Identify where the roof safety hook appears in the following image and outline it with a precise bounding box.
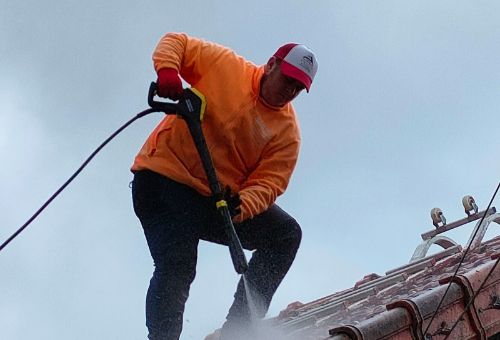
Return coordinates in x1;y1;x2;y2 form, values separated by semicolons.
431;207;446;228
462;195;479;216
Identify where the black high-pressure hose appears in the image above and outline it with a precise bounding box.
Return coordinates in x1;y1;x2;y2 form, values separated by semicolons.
0;84;172;253
1;83;248;275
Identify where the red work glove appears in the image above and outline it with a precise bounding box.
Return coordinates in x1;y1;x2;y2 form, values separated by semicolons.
157;68;183;100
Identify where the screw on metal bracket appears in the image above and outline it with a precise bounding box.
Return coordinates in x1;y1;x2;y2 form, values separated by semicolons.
479;295;500;313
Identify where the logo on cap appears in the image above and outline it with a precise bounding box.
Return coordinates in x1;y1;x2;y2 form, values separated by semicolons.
300;55;314;73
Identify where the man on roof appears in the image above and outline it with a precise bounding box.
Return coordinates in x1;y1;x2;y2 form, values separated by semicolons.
131;32;318;340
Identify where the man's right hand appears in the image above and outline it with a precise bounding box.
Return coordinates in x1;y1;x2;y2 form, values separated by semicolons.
157;68;183;100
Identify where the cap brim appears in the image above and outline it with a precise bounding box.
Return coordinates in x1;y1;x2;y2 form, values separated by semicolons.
280;61;312;92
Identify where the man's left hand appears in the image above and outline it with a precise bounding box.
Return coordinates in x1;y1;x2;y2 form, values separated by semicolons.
223;186;241;219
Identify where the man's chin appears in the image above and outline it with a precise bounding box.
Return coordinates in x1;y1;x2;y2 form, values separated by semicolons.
272;95;291;107
260;96;287;108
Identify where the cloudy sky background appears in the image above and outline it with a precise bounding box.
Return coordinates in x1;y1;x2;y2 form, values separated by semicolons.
1;1;499;339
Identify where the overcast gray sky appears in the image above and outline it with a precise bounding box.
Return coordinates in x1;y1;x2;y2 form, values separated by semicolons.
1;1;499;339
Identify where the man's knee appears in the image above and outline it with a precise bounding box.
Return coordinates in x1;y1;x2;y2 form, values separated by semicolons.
153;264;196;285
288;219;302;252
154;253;197;287
275;218;302;254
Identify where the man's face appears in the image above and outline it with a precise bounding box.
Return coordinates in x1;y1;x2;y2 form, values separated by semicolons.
260;58;305;107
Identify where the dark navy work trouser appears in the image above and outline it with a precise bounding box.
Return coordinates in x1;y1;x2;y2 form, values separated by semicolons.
131;170;302;340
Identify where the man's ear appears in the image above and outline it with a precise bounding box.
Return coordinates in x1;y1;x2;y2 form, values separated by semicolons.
264;56;278;74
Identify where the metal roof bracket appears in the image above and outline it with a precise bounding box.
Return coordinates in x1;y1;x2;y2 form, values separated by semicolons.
410;236;460;262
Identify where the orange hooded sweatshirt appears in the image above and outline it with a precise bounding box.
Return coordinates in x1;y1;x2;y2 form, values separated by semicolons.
131;33;301;221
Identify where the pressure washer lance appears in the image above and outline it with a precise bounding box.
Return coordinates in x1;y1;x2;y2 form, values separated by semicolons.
148;83;249;274
1;82;249;275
